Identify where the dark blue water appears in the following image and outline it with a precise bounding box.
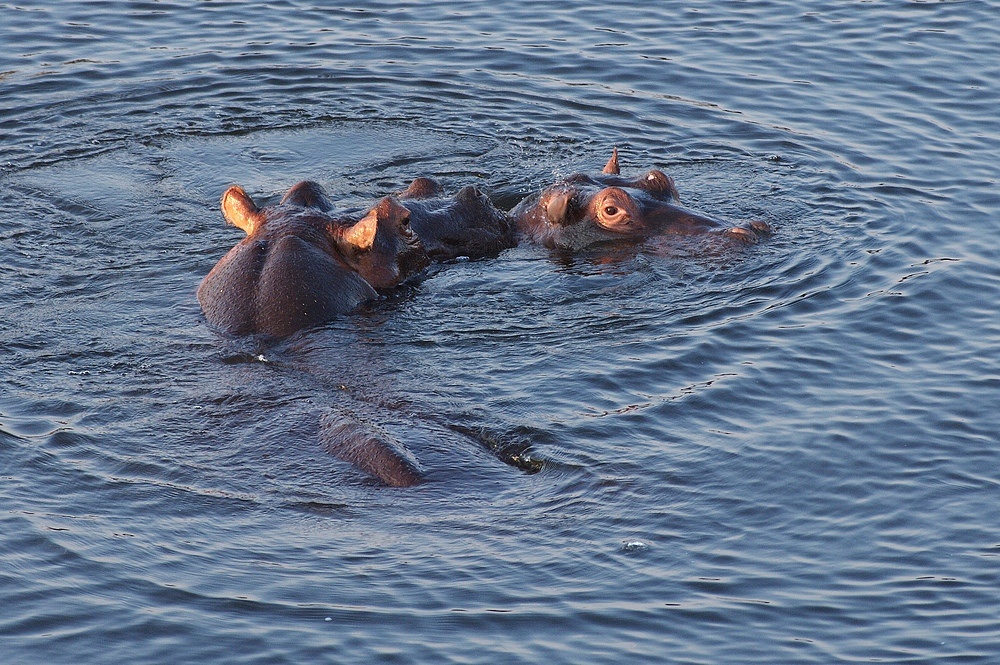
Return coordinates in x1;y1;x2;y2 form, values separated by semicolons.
3;1;1000;663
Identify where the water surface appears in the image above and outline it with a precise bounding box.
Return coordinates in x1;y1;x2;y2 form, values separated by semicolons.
3;1;1000;663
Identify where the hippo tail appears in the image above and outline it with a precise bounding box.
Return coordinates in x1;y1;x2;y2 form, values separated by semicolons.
320;410;423;487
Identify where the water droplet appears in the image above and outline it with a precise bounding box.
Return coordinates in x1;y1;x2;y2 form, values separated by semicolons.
621;540;648;552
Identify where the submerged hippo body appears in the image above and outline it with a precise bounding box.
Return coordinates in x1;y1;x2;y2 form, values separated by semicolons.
320;411;423;487
396;178;516;261
511;149;771;251
198;181;428;339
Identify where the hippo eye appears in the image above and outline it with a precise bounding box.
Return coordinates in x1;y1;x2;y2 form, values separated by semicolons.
603;205;620;217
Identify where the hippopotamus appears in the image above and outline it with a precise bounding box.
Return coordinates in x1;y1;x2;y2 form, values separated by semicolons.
321;411;423;487
395;177;516;260
511;148;771;251
198;180;429;339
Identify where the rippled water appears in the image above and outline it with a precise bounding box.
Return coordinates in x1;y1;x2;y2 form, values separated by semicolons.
3;1;1000;663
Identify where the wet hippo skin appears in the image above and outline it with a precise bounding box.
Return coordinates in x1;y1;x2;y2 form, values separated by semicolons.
511;148;772;251
320;412;423;488
199;181;434;486
396;177;516;261
198;181;428;339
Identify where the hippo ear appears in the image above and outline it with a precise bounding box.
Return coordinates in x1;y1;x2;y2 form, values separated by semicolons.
455;185;485;204
545;192;572;224
639;169;680;200
399;177;442;200
602;147;620;175
220;185;260;235
343;209;378;251
280;180;334;211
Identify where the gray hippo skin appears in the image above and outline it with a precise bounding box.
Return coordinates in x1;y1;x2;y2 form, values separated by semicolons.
198;181;429;339
320;412;423;487
396;177;516;261
511;149;772;251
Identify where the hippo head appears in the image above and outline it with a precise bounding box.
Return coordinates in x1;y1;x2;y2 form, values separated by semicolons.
512;149;722;250
330;196;430;289
541;174;681;234
394;177;517;261
221;184;429;291
198;181;428;338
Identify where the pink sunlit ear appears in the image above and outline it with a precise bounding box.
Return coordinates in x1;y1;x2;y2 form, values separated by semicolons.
602;147;620;175
220;185;260;235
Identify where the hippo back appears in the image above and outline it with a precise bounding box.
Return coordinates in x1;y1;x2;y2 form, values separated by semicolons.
198;234;376;339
